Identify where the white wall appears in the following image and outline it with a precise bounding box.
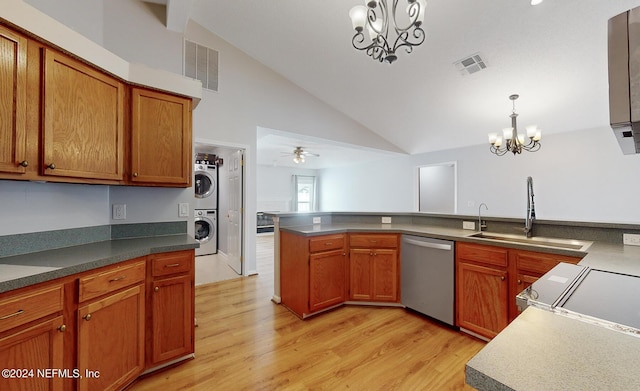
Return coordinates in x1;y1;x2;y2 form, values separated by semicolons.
257;165;318;212
25;0;104;45
320;126;640;223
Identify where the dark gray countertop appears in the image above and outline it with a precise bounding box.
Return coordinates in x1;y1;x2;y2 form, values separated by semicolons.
0;234;198;294
279;222;640;274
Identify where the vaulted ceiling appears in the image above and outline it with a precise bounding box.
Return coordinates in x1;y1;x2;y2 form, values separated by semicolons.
163;0;640;166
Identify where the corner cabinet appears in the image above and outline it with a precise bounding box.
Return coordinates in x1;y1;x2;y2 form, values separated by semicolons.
130;88;192;186
147;250;195;368
349;234;400;302
280;231;347;318
42;48;124;181
0;25;28;175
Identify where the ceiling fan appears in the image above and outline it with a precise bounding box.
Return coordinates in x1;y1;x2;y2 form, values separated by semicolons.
281;146;320;164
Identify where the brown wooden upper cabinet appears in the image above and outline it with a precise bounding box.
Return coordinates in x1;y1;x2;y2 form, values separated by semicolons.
42;48;124;181
0;26;28;175
130;88;192;187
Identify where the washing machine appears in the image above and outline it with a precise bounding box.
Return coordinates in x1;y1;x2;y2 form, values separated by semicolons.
194;209;217;256
194;163;217;209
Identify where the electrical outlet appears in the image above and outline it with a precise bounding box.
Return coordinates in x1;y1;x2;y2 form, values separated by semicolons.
179;203;189;217
381;216;392;224
313;217;321;224
463;221;476;230
623;233;640;246
112;204;126;220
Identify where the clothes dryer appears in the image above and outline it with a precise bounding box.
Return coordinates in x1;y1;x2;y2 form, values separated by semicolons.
194;163;217;209
195;209;217;256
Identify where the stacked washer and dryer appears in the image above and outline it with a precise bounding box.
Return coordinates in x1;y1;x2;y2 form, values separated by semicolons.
194;154;218;256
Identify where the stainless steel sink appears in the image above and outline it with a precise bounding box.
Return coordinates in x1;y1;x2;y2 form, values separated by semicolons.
468;232;592;251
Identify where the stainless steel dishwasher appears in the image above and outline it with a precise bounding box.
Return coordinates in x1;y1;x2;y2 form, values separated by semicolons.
401;235;455;326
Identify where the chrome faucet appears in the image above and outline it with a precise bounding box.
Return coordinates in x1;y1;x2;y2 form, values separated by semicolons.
478;203;488;232
524;176;536;237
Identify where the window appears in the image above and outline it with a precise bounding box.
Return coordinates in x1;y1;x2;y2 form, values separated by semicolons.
292;175;317;212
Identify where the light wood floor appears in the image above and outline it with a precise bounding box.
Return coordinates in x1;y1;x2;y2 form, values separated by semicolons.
130;235;485;390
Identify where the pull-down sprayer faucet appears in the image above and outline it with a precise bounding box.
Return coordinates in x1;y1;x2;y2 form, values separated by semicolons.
524;176;536;237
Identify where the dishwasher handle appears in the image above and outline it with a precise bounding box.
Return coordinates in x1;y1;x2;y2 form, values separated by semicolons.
402;238;452;251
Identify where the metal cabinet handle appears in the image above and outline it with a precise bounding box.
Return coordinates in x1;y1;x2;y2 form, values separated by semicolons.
154;286;159;292
370;240;378;243
325;242;333;246
133;172;138;177
164;263;180;268
19;160;28;167
58;324;66;332
108;276;126;282
0;309;24;320
83;314;92;321
47;163;56;170
501;276;506;281
517;279;522;284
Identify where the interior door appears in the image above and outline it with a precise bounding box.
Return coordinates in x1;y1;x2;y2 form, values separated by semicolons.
226;150;243;274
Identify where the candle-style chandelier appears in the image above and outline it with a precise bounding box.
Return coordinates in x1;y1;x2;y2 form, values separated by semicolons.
488;94;542;156
348;0;427;64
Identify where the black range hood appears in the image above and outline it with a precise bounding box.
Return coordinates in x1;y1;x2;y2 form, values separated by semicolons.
608;6;640;154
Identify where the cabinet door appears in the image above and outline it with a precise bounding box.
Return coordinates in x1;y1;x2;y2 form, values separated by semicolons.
150;274;193;365
131;88;191;186
0;316;65;391
349;249;373;301
78;284;145;391
309;249;346;312
456;261;508;339
42;48;124;180
0;26;27;174
371;248;398;302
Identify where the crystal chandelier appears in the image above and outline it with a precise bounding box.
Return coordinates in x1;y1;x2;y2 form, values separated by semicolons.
488;94;542;156
348;0;427;64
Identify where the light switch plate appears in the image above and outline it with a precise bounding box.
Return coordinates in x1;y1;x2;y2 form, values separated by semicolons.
179;203;189;217
313;217;321;224
381;216;392;224
112;204;126;220
463;221;475;230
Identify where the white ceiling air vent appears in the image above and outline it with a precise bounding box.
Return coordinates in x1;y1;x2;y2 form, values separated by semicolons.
184;39;219;92
454;53;487;76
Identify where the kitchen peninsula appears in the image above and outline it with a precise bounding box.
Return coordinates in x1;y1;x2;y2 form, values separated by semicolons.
269;211;640;390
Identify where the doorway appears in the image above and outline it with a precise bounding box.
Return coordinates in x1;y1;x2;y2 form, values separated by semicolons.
194;141;245;278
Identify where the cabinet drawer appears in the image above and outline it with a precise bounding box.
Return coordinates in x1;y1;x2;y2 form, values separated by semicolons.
150;251;194;277
515;250;581;275
0;284;63;333
79;261;146;302
350;234;398;249
309;234;345;253
457;242;508;268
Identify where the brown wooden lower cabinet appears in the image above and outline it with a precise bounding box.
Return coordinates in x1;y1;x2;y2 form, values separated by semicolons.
77;284;145;391
147;250;195;367
0;249;195;391
456;242;582;340
280;231;347;318
348;233;400;303
0;315;65;391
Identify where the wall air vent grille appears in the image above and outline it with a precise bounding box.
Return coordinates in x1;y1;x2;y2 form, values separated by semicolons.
454;53;487;76
184;39;219;92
